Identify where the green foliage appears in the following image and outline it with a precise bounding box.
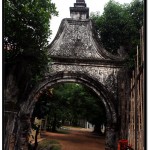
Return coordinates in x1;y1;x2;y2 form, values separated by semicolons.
4;0;58;59
4;0;58;84
91;0;144;68
33;83;106;132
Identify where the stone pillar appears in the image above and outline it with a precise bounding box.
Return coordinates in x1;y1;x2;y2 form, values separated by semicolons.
105;124;117;150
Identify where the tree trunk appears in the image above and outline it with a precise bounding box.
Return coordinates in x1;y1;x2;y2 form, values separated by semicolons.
93;124;102;134
52;114;57;132
44;116;47;131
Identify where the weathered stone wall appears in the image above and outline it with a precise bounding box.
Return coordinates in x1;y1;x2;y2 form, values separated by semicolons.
4;111;17;150
4;62;33;150
49;63;119;87
49;20;101;58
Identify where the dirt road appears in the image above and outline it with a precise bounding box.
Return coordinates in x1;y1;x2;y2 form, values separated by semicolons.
42;128;105;150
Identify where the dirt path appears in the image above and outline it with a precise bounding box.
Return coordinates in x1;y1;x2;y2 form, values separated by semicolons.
42;128;105;150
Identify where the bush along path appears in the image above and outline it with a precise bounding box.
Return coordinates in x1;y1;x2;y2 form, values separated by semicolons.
37;139;61;150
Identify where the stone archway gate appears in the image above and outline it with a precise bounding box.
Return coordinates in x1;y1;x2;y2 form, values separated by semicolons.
13;1;128;150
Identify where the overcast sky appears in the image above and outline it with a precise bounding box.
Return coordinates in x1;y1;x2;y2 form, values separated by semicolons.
49;0;133;43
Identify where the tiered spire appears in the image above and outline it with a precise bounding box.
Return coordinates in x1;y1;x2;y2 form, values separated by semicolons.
70;0;89;19
74;0;86;7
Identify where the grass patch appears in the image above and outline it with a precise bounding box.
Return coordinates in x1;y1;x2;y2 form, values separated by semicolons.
37;139;61;150
50;145;61;150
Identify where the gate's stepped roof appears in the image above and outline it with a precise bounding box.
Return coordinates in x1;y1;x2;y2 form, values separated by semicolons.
48;19;125;61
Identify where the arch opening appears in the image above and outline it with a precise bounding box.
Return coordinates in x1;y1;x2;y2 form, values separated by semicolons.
25;72;117;124
20;72;118;150
30;82;107;149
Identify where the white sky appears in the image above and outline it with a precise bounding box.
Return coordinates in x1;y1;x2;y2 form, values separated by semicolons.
49;0;133;43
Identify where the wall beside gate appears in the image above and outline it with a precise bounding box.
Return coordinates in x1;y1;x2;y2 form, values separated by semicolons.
127;26;145;150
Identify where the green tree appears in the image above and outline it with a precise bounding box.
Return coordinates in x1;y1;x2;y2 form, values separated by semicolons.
4;0;58;103
4;0;58;62
32;85;72;132
91;0;144;67
77;86;106;134
32;83;107;134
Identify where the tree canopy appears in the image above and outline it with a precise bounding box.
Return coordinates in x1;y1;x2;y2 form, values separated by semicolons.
4;0;58;80
4;0;58;102
4;0;58;60
91;0;144;67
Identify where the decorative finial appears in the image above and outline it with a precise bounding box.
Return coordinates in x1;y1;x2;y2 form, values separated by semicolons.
76;0;85;3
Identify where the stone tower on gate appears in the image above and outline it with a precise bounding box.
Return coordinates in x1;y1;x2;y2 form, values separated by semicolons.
70;0;89;19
